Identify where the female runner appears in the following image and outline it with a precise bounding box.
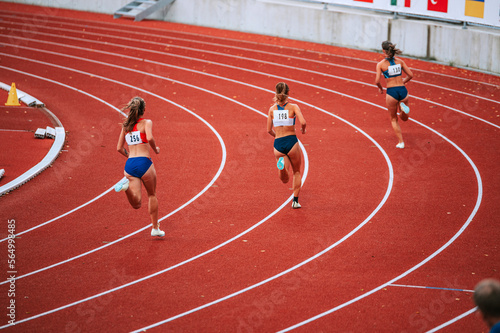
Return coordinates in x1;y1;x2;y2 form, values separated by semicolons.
375;41;414;148
267;82;306;208
115;97;163;237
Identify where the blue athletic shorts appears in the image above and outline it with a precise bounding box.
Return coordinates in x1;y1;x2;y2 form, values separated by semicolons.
386;86;408;101
274;135;298;155
124;157;152;178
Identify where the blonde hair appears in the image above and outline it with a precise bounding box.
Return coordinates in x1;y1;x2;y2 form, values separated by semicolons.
274;82;289;105
122;97;145;132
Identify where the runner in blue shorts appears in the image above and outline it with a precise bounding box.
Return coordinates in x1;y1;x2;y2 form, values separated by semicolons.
375;41;414;149
267;82;307;208
115;97;164;237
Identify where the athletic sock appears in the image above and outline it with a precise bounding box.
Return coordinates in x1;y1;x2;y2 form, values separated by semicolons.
293;196;299;203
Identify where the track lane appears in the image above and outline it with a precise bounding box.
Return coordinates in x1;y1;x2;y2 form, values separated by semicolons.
1;6;498;330
1;15;499;104
0;38;488;330
0;35;396;330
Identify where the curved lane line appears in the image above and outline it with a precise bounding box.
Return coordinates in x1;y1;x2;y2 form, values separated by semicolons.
3;33;499;127
6;23;483;330
0;40;394;329
0;40;478;327
1;14;491;331
0;66;124;244
1;22;499;105
1;13;498;89
0;50;319;290
0;142;309;330
0;67;227;283
426;307;477;332
130;107;394;332
277;117;483;332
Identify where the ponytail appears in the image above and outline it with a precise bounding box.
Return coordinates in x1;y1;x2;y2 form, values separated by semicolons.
274;82;289;105
122;97;145;132
382;41;402;58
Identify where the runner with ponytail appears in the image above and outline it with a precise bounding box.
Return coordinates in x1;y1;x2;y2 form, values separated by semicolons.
115;97;163;237
375;41;414;149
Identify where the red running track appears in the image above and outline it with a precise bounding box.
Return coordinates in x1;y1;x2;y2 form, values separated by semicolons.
0;3;499;332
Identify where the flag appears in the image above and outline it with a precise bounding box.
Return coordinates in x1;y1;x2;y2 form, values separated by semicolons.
354;0;373;3
428;0;448;12
465;0;485;18
391;0;397;6
405;0;411;7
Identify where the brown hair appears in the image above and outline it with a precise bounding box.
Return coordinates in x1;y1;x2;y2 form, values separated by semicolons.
274;82;289;105
382;41;402;59
474;279;500;318
122;97;145;132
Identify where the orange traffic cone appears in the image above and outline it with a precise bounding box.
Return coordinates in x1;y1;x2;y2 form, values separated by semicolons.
5;83;21;106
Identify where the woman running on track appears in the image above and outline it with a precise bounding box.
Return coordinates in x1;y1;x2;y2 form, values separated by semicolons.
115;97;164;237
375;41;414;149
267;82;307;209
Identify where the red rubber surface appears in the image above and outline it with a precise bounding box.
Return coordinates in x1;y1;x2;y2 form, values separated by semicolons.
0;3;499;332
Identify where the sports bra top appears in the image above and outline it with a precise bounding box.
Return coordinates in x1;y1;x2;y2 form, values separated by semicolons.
273;103;296;127
125;118;148;146
382;58;402;79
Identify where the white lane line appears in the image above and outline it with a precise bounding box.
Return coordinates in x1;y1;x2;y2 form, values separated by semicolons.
277;117;483;332
1;11;498;88
0;45;318;287
0;38;393;329
130;104;393;332
0;129;31;132
0;170;309;329
0;66;124;244
8;21;484;330
426;307;477;332
3;32;499;128
0;33;478;294
1;21;499;105
0;14;490;330
0;65;229;284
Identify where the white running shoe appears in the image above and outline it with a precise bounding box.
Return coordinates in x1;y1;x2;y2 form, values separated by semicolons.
0;169;4;180
396;142;405;149
151;228;165;237
292;201;301;209
400;102;410;114
114;179;129;192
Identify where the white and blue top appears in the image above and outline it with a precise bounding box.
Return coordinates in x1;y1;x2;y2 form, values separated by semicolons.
382;58;402;79
272;103;296;127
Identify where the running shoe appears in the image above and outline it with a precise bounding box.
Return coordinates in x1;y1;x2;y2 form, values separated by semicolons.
151;228;165;237
277;157;285;170
0;169;4;180
114;178;129;192
292;201;301;209
396;142;405;149
400;102;410;114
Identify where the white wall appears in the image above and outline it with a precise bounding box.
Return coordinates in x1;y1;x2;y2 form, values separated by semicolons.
4;0;500;74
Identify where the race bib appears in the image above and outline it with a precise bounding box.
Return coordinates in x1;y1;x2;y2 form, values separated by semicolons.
274;109;289;121
388;64;402;76
126;131;142;145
